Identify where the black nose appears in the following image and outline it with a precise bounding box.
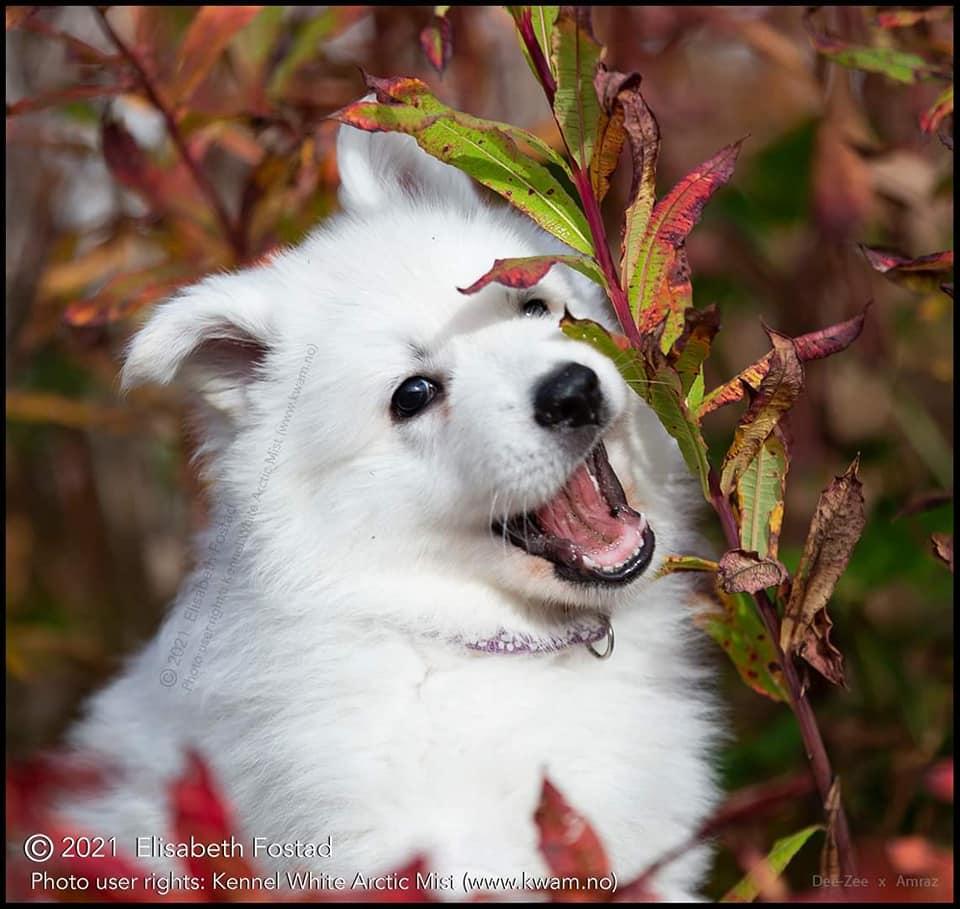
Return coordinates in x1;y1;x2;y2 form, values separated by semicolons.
533;362;604;429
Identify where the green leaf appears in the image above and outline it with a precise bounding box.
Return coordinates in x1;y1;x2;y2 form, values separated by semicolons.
459;255;605;295
812;39;940;84
737;428;788;559
334;80;592;254
670;305;720;400
550;8;603;169
696;586;788;703
656;555;719;577
648;367;711;500
721;825;823;902
559;314;648;399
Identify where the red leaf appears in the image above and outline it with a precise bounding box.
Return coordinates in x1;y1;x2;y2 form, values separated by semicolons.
171;751;257;893
100;116;167;206
419;11;453;75
627;140;741;347
6;752;109;833
458;255;602;295
698;307;868;417
925;759;954;803
534;778;611;888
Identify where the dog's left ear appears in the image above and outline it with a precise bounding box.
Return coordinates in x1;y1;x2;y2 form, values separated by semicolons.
121;269;275;422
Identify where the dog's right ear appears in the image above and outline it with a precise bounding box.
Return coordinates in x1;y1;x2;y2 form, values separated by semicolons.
336;117;478;213
121;269;275;421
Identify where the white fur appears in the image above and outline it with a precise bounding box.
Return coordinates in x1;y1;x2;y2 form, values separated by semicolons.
62;126;722;900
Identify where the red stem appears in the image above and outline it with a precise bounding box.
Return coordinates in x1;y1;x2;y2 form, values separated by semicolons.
709;469;856;878
95;9;246;262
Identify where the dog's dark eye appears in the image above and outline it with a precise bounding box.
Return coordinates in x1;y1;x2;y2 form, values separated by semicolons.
522;298;550;318
391;376;441;419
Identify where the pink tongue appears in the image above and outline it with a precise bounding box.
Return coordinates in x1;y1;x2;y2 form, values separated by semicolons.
535;461;646;569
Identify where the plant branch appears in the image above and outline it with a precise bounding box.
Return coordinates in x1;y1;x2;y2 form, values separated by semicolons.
709;468;856;879
95;8;246;262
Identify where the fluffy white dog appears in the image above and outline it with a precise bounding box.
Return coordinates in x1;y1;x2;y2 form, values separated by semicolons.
61;122;721;900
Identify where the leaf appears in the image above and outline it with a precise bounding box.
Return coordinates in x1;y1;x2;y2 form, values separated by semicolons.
169;6;264;105
876;8;953;28
589;68;636;202
699;308;867;418
509;6;559;86
780;457;866;687
737;427;789;559
669;304;720;401
550;8;603;169
458;254;605;294
719;331;803;496
931;533;953;572
534;777;611;884
921;85;954;134
861;246;954;294
334;80;593;254
718;550;788;595
617;73;661;286
100;116;166;206
804;14;945;84
656;554;719;577
6;83;130;117
722;825;823;902
559;312;649;397
171;751;257;892
5;7;34;29
649;366;712;501
925;759;953;803
695;586;788;702
627;141;742;338
420;8;453;74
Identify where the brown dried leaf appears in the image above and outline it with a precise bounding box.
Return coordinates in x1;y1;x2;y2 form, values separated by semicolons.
931;533;953;572
699;308;867;418
719;330;803;496
780;457;866;687
590;66;643;204
718;550;788;595
861;246;954;295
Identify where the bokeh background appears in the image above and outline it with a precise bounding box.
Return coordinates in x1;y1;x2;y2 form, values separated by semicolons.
5;5;954;899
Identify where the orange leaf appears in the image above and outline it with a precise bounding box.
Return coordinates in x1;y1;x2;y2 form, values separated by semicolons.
170;6;264;106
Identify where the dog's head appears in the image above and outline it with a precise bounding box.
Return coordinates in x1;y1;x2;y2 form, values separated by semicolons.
123;124;694;631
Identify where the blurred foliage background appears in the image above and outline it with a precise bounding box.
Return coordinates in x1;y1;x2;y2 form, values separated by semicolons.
5;5;953;899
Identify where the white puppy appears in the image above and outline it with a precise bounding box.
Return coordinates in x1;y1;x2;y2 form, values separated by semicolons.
61;123;721;900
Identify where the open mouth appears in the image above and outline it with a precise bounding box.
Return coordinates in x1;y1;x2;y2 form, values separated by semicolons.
494;442;655;586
